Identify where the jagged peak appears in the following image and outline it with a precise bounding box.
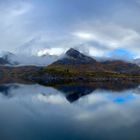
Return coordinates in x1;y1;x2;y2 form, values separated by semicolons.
53;48;96;64
65;48;91;60
66;48;81;57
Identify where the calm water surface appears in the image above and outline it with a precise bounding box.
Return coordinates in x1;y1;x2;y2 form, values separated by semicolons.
0;83;140;140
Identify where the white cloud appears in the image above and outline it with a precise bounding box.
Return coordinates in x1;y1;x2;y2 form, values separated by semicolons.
0;0;140;60
74;32;95;40
72;21;140;58
37;48;65;56
0;1;34;52
36;94;68;105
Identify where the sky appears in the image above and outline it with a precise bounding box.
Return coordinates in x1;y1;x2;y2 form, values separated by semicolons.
1;0;140;59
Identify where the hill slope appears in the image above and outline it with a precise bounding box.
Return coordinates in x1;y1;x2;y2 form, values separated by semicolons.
44;48;140;76
45;48;112;75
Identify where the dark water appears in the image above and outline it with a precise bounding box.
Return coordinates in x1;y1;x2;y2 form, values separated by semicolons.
0;83;140;140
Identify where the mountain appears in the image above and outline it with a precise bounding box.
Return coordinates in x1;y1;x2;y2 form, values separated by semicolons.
46;48;110;74
0;48;140;85
9;54;58;66
133;58;140;66
63;48;96;64
0;51;59;66
45;48;140;75
101;60;140;74
0;57;10;65
0;52;14;65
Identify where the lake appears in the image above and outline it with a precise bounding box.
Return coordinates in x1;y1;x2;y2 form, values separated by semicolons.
0;83;140;140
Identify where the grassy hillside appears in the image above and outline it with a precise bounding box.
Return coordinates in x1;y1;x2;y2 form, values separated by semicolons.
42;64;140;78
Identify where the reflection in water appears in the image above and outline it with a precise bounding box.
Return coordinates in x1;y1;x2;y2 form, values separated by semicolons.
0;83;140;140
0;84;19;97
54;82;139;102
56;85;95;103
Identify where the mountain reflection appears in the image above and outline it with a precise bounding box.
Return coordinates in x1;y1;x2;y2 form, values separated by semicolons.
0;84;19;97
54;82;139;102
0;83;140;140
0;81;139;103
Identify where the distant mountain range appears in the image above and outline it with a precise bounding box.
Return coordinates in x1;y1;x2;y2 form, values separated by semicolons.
1;48;140;84
0;48;140;70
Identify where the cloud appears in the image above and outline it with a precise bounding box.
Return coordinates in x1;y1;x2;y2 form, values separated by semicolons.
72;21;140;58
37;48;65;56
0;0;140;60
73;32;94;40
0;1;34;52
36;94;68;104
